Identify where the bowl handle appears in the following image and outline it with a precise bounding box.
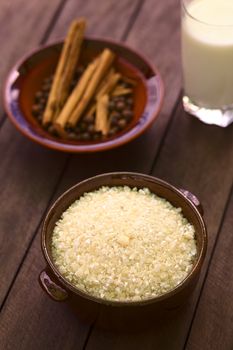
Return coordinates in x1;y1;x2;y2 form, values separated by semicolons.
179;189;204;216
39;269;69;302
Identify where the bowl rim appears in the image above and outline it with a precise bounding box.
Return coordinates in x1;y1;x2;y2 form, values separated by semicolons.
3;37;164;153
41;172;207;307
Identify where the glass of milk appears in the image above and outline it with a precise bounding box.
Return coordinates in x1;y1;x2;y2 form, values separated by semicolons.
182;0;233;127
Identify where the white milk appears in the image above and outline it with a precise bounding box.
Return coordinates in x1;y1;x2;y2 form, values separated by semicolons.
182;0;233;108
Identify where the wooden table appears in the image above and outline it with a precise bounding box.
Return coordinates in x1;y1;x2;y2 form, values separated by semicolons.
0;0;233;349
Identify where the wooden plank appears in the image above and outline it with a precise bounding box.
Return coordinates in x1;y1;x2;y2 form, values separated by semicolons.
0;0;63;122
0;0;183;347
48;0;141;42
0;1;141;349
0;124;67;303
49;0;196;347
186;186;233;350
1;0;230;344
0;0;138;306
125;0;182;169
48;0;182;197
85;104;233;348
152;104;233;258
0;233;92;350
0;0;191;348
150;109;233;347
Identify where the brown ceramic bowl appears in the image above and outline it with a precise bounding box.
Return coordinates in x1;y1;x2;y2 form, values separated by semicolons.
39;172;207;329
4;38;164;153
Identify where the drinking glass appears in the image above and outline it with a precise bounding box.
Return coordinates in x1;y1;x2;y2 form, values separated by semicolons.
181;0;233;127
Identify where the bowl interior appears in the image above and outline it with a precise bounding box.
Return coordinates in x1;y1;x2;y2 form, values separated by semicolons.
19;42;147;142
5;39;163;152
42;173;207;305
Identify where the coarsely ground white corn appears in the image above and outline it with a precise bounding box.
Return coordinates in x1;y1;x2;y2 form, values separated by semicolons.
52;186;197;301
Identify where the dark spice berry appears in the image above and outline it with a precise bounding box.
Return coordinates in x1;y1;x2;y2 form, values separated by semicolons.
112;96;121;103
126;97;133;106
81;132;91;141
118;119;127;129
67;132;77;140
92;132;101;140
32;105;41;116
32;71;135;142
39;98;47;106
87;124;95;133
109;126;119;136
108;100;115;111
75;133;82;140
74;125;81;134
47;125;57;136
42;83;51;92
44;76;53;84
65;125;74;133
35;91;43;101
116;101;125;112
110;115;120;127
79;122;87;131
37;114;43;123
122;109;133;120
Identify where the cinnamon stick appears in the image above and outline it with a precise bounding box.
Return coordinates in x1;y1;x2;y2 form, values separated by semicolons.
96;68;115;93
121;76;137;86
84;69;114;117
85;71;120;118
112;87;133;96
54;58;99;129
42;19;86;125
85;103;96;118
95;94;109;135
68;48;115;127
96;72;121;99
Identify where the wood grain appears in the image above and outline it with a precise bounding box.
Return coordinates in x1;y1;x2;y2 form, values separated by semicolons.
0;0;186;348
0;0;139;307
186;185;233;350
0;0;141;349
84;104;233;349
46;0;182;197
125;0;182;168
1;0;233;349
0;0;63;122
0;233;92;350
48;0;141;43
0;123;67;304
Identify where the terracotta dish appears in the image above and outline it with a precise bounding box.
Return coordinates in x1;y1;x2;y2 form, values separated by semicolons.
4;38;164;153
39;172;207;329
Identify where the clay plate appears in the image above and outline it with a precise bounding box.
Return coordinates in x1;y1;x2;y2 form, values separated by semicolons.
4;37;164;153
